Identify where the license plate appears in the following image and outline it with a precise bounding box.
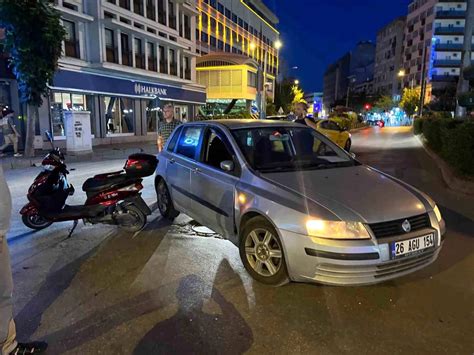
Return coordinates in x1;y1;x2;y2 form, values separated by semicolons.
391;234;435;258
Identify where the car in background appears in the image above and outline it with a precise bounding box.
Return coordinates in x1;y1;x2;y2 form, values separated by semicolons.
314;119;352;151
155;120;445;286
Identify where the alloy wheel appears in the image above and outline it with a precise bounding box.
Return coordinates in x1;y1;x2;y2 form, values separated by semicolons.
244;228;283;277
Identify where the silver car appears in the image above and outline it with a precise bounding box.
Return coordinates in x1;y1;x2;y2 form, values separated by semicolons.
155;120;446;286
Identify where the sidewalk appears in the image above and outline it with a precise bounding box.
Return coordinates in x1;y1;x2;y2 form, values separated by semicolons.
1;141;158;170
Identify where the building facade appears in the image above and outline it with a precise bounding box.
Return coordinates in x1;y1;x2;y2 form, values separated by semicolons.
195;0;280;107
2;0;207;149
323;41;375;111
403;0;473;102
374;16;406;98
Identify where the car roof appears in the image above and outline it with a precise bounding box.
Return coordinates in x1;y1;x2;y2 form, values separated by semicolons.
190;119;303;130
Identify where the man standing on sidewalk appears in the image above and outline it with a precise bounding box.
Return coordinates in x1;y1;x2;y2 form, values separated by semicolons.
0;109;22;157
157;104;181;152
0;164;47;354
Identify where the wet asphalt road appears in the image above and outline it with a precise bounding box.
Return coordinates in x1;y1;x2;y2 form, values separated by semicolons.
6;126;474;354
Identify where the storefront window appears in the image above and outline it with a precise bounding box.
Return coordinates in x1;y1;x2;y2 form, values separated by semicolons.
104;96;135;135
50;92;95;138
146;98;163;133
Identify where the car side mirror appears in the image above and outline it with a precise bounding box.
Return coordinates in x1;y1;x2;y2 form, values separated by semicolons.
220;160;234;172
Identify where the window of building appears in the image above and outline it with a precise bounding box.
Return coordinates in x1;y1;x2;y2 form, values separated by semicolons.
133;0;144;15
210;0;217;8
184;57;191;80
145;98;162;133
168;1;176;29
146;0;156;21
147;42;157;71
232;14;237;23
169;48;177;76
201;31;208;42
158;0;166;25
238;17;243;27
184;14;191;40
104;96;135;136
50;92;95;138
121;33;131;66
63;20;79;58
217;2;224;13
134;38;144;69
248;71;257;88
159;45;167;73
119;0;130;10
225;8;231;19
243;21;248;31
218;40;224;50
210;35;217;47
105;28;116;63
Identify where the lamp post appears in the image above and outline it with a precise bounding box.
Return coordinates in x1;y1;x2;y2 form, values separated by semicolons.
397;69;406;101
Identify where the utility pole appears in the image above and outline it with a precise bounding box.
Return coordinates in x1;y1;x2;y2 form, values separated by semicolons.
455;0;474;118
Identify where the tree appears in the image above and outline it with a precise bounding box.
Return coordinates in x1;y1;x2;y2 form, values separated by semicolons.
0;0;65;156
400;87;420;117
291;85;305;105
274;78;296;113
374;95;395;112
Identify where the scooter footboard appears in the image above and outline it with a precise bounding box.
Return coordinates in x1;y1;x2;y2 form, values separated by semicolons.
122;195;152;216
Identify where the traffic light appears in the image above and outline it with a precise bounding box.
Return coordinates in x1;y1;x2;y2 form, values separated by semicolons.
364;104;371;110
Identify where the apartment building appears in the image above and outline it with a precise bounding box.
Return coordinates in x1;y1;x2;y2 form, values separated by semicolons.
2;0;207;148
374;16;406;98
323;41;375;111
403;0;472;101
194;0;280;112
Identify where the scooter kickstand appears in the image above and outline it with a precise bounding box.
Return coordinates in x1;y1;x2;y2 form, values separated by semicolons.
67;220;79;238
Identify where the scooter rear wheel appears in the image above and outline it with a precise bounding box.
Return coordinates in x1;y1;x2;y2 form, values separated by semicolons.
118;205;147;233
22;214;53;230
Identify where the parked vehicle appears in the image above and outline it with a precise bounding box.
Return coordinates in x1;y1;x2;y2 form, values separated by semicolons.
20;132;157;234
314;119;352;151
155;120;445;286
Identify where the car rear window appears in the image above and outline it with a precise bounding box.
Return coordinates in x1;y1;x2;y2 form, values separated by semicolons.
176;126;203;160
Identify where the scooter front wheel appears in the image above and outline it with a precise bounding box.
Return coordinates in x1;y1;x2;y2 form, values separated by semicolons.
22;214;53;230
117;205;147;233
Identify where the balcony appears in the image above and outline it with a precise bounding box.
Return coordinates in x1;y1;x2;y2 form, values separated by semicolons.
435;43;463;51
434;26;465;35
436;10;467;19
431;74;458;82
433;59;461;67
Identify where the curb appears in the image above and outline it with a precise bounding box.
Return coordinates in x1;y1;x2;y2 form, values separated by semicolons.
350;125;370;132
416;135;474;195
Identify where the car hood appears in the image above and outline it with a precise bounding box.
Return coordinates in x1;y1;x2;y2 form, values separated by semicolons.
263;165;430;223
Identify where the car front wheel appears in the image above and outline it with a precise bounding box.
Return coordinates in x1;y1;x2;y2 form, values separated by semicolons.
344;138;351;151
239;216;289;286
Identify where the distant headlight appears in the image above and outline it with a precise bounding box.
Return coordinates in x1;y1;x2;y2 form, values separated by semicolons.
306;219;370;240
433;205;442;223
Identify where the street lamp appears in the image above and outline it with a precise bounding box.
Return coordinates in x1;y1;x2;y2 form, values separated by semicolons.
249;42;256;51
294;79;300;85
274;39;282;50
397;69;406;77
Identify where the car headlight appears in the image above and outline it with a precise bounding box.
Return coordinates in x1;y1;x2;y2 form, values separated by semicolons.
306;219;370;240
433;205;442;223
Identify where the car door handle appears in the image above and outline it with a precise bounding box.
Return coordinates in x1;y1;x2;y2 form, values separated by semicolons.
169;158;175;164
194;167;200;173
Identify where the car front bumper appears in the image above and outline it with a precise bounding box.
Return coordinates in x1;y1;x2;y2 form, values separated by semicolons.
281;221;445;286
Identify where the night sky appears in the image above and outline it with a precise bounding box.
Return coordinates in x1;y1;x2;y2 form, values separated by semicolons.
266;0;411;93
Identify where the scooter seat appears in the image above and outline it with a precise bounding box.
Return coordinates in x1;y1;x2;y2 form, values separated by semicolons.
82;173;132;193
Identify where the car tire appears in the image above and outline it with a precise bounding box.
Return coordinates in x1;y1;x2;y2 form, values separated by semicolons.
156;178;179;221
239;216;289;286
344;138;351;151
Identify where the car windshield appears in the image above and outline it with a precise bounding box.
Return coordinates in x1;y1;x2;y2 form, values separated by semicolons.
232;126;357;172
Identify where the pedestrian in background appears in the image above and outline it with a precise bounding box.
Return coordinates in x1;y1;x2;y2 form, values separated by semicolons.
157;104;181;152
292;102;318;130
0;164;47;354
0;109;21;157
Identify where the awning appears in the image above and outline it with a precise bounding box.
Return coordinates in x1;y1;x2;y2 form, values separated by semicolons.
51;69;207;104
